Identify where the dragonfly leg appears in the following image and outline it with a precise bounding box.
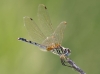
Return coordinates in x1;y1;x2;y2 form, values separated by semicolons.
60;58;72;67
60;55;72;67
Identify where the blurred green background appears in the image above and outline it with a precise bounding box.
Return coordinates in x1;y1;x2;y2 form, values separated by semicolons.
0;0;100;74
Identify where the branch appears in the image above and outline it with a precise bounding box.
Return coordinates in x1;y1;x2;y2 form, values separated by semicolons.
60;57;86;74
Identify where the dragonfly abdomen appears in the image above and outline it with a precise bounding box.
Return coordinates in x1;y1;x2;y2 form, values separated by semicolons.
18;38;47;50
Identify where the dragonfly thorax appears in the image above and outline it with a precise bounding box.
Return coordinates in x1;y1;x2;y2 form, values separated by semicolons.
50;46;71;56
46;43;61;51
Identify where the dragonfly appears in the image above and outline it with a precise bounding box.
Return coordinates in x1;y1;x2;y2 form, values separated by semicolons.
18;4;71;67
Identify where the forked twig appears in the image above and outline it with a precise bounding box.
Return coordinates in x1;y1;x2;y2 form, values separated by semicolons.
60;56;86;74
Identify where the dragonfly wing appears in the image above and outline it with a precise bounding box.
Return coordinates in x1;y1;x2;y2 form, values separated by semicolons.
52;21;67;44
37;4;54;37
42;21;67;46
24;16;46;44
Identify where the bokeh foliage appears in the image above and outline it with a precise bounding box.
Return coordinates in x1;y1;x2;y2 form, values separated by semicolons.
0;0;100;74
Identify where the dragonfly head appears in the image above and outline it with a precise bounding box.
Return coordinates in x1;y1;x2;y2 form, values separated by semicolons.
64;48;71;56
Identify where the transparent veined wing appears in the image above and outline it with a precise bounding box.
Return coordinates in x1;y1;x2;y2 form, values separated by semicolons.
42;21;67;47
37;4;54;37
24;16;46;44
52;21;67;44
